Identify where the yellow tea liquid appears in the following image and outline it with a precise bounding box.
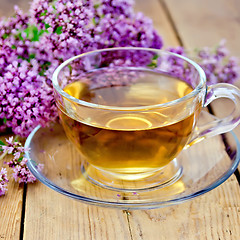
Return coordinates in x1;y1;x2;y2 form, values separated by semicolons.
59;72;198;174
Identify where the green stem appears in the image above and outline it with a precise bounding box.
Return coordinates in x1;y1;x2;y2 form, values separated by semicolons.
0;151;8;161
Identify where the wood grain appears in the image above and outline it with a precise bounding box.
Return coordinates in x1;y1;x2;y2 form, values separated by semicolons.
24;183;131;240
127;176;240;240
0;136;24;240
163;0;240;55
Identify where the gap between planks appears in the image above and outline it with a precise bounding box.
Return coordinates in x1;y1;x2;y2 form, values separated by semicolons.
19;184;27;240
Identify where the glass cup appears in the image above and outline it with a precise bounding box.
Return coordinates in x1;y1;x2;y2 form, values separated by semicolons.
52;47;240;191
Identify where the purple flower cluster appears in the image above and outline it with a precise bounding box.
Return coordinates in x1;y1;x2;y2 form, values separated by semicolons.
0;6;58;136
0;137;43;189
167;41;240;86
0;0;163;137
0;168;9;196
197;40;240;84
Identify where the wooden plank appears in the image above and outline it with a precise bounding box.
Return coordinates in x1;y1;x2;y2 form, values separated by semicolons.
0;136;24;240
163;0;240;55
164;0;240;172
23;183;131;240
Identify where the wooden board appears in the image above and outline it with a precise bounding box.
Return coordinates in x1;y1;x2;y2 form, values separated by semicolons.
0;0;240;239
0;136;24;240
24;183;132;240
128;177;240;240
163;0;240;55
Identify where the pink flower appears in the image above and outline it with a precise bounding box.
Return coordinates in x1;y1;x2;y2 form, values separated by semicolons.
12;158;37;184
0;168;9;196
2;146;14;154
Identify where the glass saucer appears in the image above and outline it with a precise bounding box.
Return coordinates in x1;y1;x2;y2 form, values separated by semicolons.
25;122;240;210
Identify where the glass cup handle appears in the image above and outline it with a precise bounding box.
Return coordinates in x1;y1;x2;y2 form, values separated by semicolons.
188;83;240;146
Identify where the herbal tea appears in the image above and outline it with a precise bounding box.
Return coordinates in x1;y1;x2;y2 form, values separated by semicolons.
59;71;199;174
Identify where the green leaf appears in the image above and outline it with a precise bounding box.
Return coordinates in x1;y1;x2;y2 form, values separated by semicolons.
0;140;6;146
147;62;158;68
23;25;47;42
18;55;26;60
54;26;63;35
39;70;45;76
147;55;159;68
3;118;7;124
11;45;17;49
39;61;52;76
17;157;23;163
29;53;35;59
24;25;37;41
16;32;24;41
39;29;47;36
40;10;47;17
92;17;96;25
94;3;100;9
3;33;8;39
44;23;50;30
68;65;73;73
27;53;36;62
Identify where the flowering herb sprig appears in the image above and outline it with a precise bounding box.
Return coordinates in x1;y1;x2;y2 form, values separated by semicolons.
196;40;239;84
167;41;240;85
0;136;43;195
